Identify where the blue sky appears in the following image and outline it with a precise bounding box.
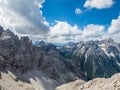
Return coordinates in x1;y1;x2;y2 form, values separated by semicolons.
41;0;120;43
42;0;120;27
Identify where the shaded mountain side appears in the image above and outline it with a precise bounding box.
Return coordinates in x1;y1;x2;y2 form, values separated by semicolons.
0;26;87;90
0;69;59;90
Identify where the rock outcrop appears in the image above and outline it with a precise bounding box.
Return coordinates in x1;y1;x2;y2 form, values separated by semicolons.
56;73;120;90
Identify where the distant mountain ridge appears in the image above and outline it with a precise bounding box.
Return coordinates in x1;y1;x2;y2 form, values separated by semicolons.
58;38;120;79
33;34;120;80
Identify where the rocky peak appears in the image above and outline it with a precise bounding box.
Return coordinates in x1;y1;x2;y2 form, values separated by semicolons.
0;26;4;35
20;36;32;45
101;38;116;46
44;43;57;51
20;36;29;41
2;29;15;37
0;29;19;41
19;36;33;51
38;41;45;46
35;41;57;52
106;38;114;42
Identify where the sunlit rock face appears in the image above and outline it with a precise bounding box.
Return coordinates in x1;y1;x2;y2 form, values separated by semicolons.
56;73;120;90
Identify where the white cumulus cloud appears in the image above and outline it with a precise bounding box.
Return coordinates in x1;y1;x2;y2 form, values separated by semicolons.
84;0;114;9
48;21;107;43
82;24;105;38
82;24;107;41
75;8;83;15
108;15;120;34
0;0;49;40
49;14;120;43
108;15;120;42
48;21;82;43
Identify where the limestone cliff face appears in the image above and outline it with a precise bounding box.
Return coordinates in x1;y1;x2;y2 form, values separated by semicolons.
56;73;120;90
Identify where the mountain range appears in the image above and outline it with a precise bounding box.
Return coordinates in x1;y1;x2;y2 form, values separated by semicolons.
58;38;120;79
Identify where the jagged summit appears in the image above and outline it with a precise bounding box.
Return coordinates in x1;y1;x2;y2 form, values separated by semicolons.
0;26;18;41
0;26;4;35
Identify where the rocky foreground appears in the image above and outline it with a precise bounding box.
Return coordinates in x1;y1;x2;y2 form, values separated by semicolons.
56;73;120;90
